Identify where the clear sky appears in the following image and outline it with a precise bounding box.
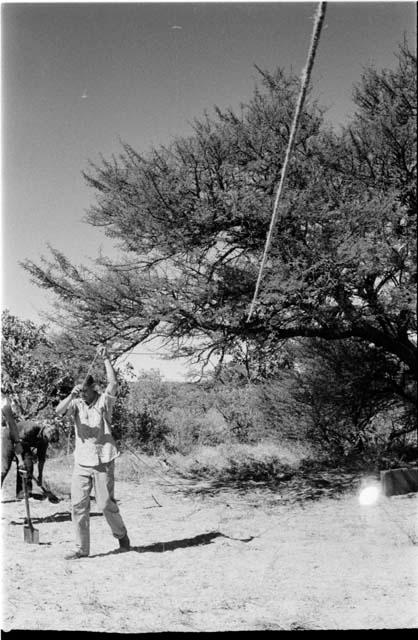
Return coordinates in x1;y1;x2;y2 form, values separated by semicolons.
1;1;416;378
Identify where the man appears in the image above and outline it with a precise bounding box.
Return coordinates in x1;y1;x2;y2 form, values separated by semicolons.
1;393;27;493
1;417;59;499
56;344;130;559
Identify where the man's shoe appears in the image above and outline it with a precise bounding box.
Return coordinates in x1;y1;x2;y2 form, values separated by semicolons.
64;550;88;560
118;534;130;551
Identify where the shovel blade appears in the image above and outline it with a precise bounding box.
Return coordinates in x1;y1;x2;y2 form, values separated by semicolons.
24;526;39;544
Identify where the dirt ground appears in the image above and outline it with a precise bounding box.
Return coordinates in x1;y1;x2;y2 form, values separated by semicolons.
1;455;418;632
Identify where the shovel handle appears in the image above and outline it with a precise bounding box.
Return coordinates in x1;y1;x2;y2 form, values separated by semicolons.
22;476;34;531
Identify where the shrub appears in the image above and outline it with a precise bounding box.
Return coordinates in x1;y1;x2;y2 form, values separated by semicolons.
168;441;313;485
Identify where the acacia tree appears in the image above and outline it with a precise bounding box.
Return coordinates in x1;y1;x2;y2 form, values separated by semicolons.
23;46;417;385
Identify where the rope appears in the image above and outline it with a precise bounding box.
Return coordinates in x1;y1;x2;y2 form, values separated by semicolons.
247;1;327;322
83;350;100;384
123;442;192;489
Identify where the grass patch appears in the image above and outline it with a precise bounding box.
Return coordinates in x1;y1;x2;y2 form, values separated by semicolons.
114;450;162;483
43;441;321;494
45;448;169;490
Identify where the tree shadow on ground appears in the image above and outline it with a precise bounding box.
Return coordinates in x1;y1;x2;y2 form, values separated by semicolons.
166;469;361;503
2;493;50;504
2;492;66;503
9;511;103;525
162;474;295;498
89;530;254;558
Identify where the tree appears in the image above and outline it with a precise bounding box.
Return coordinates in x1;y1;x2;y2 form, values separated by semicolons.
113;371;187;453
1;310;74;419
286;339;416;457
1;310;134;454
22;46;417;383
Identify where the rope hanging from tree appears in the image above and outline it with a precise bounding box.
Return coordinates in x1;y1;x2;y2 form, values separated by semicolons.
247;1;327;322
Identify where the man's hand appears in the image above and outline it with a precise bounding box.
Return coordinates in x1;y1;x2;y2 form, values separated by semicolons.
14;441;23;456
18;464;28;478
70;384;83;397
96;344;110;360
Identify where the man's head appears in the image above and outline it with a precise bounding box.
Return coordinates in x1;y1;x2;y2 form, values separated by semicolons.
80;375;98;405
42;424;59;444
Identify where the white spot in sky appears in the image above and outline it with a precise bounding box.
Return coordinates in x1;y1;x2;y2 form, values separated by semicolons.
171;25;182;30
81;90;88;99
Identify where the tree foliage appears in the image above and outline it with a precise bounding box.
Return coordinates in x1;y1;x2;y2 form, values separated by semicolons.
1;310;134;453
1;310;74;419
22;46;417;383
113;371;192;453
285;339;416;457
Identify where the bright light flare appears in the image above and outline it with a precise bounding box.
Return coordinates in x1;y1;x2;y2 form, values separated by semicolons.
358;484;381;506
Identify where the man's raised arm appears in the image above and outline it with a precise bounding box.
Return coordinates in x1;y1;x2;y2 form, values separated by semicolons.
97;345;118;396
56;385;81;416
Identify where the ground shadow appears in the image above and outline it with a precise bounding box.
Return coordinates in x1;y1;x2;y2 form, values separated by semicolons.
88;530;254;558
167;469;361;503
2;493;63;503
166;474;295;497
2;494;46;504
133;530;225;553
9;511;103;525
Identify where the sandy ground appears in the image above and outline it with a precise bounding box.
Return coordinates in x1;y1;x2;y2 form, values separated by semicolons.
1;456;418;632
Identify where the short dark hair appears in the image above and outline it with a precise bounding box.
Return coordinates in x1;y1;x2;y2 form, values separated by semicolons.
83;375;95;388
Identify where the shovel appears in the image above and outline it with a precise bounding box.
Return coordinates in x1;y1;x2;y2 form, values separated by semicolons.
22;475;39;544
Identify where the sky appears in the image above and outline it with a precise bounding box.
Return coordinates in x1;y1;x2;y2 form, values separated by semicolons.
1;0;416;379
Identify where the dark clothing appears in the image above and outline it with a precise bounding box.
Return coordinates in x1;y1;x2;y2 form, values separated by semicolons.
18;421;48;461
1;421;48;498
1;427;15;484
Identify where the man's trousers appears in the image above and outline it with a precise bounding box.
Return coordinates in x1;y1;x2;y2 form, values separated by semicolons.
71;460;128;555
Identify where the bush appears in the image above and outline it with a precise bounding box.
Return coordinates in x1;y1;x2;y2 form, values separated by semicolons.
168;441;313;485
116;405;174;455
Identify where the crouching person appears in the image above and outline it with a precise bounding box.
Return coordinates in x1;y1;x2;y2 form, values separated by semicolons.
13;421;58;499
56;344;130;560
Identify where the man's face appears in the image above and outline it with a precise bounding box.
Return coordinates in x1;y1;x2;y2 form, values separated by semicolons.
44;428;59;443
80;384;97;405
